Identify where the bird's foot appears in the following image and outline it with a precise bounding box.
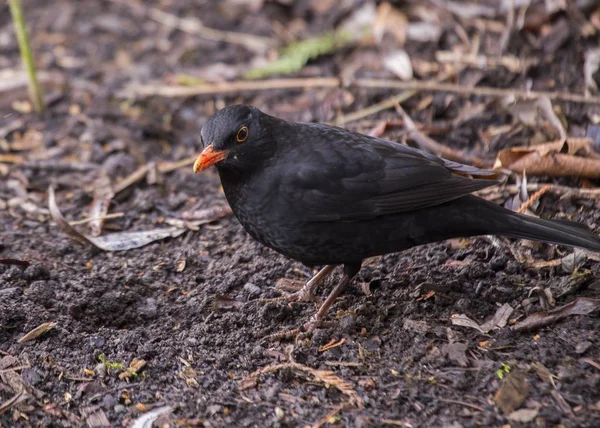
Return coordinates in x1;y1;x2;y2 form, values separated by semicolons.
263;317;333;342
258;265;337;304
259;280;318;304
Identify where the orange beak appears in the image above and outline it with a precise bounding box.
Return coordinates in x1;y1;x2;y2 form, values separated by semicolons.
193;145;230;173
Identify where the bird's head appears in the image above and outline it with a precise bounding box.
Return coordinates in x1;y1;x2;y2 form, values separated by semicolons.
193;104;271;174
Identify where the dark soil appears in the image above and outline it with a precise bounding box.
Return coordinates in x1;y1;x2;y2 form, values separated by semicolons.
1;1;600;427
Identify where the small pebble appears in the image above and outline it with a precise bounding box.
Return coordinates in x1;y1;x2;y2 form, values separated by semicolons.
243;282;262;296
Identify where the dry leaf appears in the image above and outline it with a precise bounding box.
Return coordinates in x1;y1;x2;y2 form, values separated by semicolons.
494;138;600;178
494;369;529;414
451;304;514;334
383;49;413;80
119;359;146;380
130;406;173;428
507;407;539;422
512;297;600;331
373;2;407;45
507;96;566;141
18;322;57;343
49;186;185;251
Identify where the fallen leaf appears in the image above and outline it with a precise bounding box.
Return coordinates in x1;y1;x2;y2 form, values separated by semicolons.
507;407;539;422
49;186;185;251
373;2;407;45
383;49;413;80
130;406;173;428
512;297;600;332
506;96;566;141
444;342;469;367
494;369;529;414
494;138;600;178
451;304;514;334
18;322;57;343
119;359;146;380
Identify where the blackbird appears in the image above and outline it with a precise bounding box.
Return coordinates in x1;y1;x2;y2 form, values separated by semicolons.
194;104;600;336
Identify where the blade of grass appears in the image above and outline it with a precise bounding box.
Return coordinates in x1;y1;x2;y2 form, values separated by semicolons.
9;0;45;113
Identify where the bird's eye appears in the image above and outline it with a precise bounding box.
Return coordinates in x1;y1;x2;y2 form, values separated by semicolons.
236;126;249;143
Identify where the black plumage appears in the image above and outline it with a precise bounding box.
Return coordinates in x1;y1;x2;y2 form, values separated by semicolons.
194;104;600;334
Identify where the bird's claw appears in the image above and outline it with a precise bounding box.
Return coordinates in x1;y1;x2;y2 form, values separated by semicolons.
263;317;332;343
258;288;317;304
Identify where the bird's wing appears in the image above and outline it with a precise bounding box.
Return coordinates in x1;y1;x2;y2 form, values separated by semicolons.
280;123;499;222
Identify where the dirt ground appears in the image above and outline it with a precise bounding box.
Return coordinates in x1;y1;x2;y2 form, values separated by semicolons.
1;1;600;427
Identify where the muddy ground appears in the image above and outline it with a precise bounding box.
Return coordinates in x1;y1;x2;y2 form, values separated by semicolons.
1;1;600;427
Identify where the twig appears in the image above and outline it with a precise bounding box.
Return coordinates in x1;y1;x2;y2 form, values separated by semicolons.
517;185;551;214
396;104;488;167
156;155;197;173
332;91;417;125
438;398;485;412
68;213;124;226
9;0;45;113
311;403;346;428
119;77;600;105
353;79;600;104
19;161;99;172
118;77;341;98
479;183;600;202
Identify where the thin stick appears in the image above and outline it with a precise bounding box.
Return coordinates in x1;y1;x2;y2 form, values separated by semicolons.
478;183;600;202
332;91;417;125
118;77;341;98
119;77;600;105
9;0;45;113
354;78;600;104
517;185;551;213
69;213;124;226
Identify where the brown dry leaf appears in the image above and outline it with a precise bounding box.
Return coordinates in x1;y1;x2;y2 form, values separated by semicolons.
18;322;57;343
118;359;146;380
494;138;600;178
49;186;185;251
494;369;529;414
512;297;600;332
534;362;557;388
373;2;407;45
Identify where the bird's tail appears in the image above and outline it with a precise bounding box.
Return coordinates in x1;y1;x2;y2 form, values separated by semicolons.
473;196;600;251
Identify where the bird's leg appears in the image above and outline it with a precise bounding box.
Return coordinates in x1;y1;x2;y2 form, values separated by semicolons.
302;263;361;332
264;263;361;342
260;265;337;303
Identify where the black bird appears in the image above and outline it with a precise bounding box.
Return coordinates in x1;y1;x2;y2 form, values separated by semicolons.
194;104;600;335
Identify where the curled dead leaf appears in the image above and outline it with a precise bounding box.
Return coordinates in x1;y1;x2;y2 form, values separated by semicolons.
494;138;600;178
49;186;185;251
